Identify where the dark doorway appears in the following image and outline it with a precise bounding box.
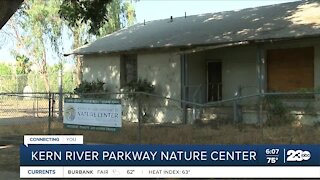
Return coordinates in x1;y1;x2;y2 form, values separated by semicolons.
207;61;222;102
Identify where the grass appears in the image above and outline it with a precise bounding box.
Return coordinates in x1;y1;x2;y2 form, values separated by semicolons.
0;120;319;172
1;120;320;144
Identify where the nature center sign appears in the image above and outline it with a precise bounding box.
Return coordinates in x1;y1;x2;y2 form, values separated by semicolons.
63;99;122;132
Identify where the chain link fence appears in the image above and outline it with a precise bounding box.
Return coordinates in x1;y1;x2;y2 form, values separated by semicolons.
0;92;49;119
0;91;319;145
0;73;77;93
0;91;319;175
65;92;185;124
198;92;320;126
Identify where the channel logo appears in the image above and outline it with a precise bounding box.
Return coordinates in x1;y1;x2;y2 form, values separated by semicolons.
286;150;311;162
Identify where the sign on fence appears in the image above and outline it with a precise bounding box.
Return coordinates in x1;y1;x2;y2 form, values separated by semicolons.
63;98;122;132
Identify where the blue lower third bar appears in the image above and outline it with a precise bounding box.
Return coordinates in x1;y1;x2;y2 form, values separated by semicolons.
20;144;319;166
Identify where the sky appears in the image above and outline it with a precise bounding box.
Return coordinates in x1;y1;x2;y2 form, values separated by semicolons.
0;0;298;65
135;0;298;23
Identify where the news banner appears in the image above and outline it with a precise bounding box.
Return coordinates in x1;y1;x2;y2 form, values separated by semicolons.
20;135;320;178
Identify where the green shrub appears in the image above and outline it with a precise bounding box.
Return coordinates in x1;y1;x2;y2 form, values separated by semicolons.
263;95;295;126
122;79;155;100
74;80;108;98
122;79;155;123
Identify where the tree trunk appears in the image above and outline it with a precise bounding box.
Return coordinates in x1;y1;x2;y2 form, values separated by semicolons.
76;56;83;86
42;72;50;92
40;50;50;92
72;28;84;86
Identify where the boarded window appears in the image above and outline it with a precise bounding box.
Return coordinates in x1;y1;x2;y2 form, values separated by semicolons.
267;47;314;92
120;54;137;87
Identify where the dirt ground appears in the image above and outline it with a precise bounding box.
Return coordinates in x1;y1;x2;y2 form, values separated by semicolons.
0;120;319;179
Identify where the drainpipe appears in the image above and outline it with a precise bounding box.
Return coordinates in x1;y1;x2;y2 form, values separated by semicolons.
181;53;188;124
257;45;265;126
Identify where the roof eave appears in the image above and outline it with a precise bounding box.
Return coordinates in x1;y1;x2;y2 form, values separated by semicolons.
65;34;320;57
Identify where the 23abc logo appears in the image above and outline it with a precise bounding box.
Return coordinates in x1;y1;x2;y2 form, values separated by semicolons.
286;150;311;162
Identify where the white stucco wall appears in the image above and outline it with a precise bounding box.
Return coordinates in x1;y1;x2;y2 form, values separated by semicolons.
138;52;181;99
216;46;258;99
82;52;182;123
80;38;320;125
187;38;320;102
82;54;121;92
138;51;182;123
187;53;206;103
82;54;138;122
188;45;258;101
83;51;182;99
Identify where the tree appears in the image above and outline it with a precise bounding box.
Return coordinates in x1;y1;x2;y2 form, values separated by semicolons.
0;63;15;92
60;0;136;36
98;0;121;36
60;0;136;85
10;0;64;92
15;54;31;75
59;0;112;36
70;23;93;86
0;63;13;76
60;0;111;85
121;1;136;28
15;54;31;92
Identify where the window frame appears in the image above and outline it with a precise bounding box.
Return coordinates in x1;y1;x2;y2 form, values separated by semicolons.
120;54;137;87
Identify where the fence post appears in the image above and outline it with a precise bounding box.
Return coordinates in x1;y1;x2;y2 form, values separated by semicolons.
33;100;35;117
58;69;63;120
48;92;52;134
137;93;142;144
233;86;242;123
258;93;263;127
36;97;39;117
182;85;188;124
233;98;237;123
51;93;55;118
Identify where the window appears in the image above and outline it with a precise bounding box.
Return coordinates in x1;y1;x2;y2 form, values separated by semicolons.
267;47;314;92
120;54;137;87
